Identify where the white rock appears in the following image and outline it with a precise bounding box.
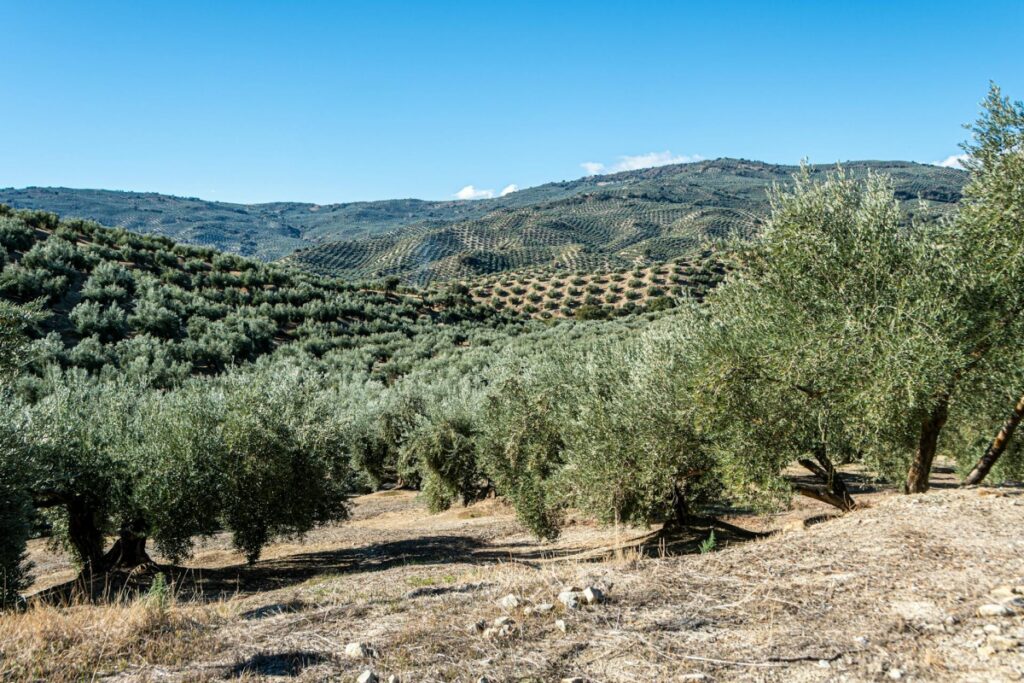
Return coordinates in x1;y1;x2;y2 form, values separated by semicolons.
991;586;1017;601
387;676;400;683
357;672;378;683
817;659;831;668
978;604;1012;617
558;590;581;609
500;594;522;609
493;615;515;627
345;642;375;659
555;618;568;633
988;635;1020;652
887;668;904;680
984;623;1002;634
560;678;585;683
534;603;555;614
582;587;605;605
977;644;996;660
854;636;869;647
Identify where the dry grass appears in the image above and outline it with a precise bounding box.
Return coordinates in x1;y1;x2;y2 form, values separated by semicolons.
6;485;1024;681
0;583;229;681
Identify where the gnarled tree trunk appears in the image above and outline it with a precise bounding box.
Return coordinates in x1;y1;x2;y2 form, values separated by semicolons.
100;522;153;571
66;497;107;574
905;395;950;494
963;392;1024;486
794;447;856;511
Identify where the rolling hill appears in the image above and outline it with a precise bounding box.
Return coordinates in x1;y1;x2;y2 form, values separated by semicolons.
0;205;530;386
1;159;965;284
284;159;967;284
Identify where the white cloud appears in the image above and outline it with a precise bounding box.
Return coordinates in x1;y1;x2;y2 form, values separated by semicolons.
499;184;519;197
933;153;969;169
580;151;704;176
454;185;495;200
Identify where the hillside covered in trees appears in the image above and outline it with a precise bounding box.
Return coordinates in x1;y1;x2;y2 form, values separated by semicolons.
1;160;964;281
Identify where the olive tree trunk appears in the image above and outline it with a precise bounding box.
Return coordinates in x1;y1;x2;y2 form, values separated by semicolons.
795;447;856;511
963;392;1024;486
100;522;153;571
905;396;950;494
66;497;107;574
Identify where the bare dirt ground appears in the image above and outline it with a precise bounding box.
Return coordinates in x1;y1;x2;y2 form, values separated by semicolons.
3;477;1024;682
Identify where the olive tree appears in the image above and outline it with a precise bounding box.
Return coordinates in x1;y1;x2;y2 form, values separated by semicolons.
0;300;41;605
694;169;936;505
16;360;355;578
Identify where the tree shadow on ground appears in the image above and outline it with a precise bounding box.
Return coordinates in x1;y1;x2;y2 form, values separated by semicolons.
226;651;330;677
41;467;967;605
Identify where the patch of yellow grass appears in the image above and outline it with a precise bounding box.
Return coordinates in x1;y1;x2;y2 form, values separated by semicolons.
0;586;228;682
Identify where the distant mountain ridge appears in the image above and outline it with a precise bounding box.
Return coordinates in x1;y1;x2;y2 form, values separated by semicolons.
0;159;966;282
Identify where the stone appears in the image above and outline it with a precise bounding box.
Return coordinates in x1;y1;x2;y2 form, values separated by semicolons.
534;603;555;614
978;604;1012;617
984;624;1002;634
1006;597;1024;613
887;669;904;680
477;678;493;683
558;590;582;609
560;678;585;683
345;642;375;659
387;677;400;683
500;594;522;609
988;635;1020;652
582;587;605;605
991;586;1017;601
357;672;378;683
555;618;568;633
484;617;516;639
977;645;996;660
854;636;869;647
469;619;487;635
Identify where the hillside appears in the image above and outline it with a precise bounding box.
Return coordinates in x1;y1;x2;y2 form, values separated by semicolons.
458;254;726;319
1;160;964;279
285;159;966;284
0;205;529;385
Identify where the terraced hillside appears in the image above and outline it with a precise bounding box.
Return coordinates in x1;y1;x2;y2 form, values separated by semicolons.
457;254;726;319
287;159;966;284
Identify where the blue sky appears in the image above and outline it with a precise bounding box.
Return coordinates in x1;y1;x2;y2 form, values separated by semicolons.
2;1;1021;204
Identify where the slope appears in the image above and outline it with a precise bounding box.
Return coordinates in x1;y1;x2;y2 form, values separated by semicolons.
286;159;966;284
0;205;522;386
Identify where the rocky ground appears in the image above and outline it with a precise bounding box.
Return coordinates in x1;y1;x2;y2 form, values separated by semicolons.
3;483;1023;682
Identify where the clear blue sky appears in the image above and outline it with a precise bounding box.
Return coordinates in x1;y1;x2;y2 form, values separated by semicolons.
2;1;1021;204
